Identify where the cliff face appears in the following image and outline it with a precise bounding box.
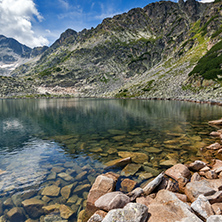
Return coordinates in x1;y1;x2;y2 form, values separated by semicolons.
3;0;222;100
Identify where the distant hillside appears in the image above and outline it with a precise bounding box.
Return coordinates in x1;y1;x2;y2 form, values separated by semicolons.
1;0;222;101
0;35;48;76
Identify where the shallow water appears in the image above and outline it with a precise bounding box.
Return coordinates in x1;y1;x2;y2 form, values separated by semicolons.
0;98;222;221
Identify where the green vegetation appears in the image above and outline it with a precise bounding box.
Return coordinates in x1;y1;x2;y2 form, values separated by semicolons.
142;80;155;91
211;25;222;38
189;40;222;80
199;15;219;36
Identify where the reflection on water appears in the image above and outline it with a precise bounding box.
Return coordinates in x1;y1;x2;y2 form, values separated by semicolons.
0;98;222;221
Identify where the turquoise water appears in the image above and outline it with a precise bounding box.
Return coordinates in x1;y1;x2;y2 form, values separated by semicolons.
0;98;221;221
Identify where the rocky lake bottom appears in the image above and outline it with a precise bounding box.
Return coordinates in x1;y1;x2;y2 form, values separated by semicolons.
0;98;222;221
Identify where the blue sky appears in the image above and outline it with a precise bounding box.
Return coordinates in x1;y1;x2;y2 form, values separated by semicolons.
0;0;213;48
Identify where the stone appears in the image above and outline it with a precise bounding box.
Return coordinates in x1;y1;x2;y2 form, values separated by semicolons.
112;135;126;141
121;163;141;177
87;210;107;222
51;167;65;173
118;151;148;164
7;207;24;222
61;184;73;199
211;203;222;215
144;147;162;153
58;172;73;181
148;190;202;222
76;171;87;180
212;159;222;171
73;184;91;193
126;187;143;201
108;129;125;135
3;198;13;208
60;204;74;220
136;196;153;206
42;204;60;214
143;172;164;195
208;119;222;125
206;191;222;204
90;147;103;153
165;163;191;181
22;198;45;219
102;203;148;222
87;174;116;209
105;157;131;168
206;143;221;150
204;170;218;179
142;166;160;176
174;193;188;202
43;214;68;222
191;172;201;182
210;131;221;137
185;180;216;202
138;172;153;180
188;160;206;171
207;215;222;222
159;159;177;167
42;195;51;203
47;171;57;180
120;178;137;193
191;195;214;221
95;191;130;211
41;185;60;197
133;143;149;148
67;195;78;204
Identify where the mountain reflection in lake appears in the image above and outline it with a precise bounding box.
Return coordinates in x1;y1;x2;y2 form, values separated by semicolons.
0;98;221;221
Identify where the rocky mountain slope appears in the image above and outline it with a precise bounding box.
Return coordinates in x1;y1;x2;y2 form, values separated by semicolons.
1;0;222;101
0;35;48;76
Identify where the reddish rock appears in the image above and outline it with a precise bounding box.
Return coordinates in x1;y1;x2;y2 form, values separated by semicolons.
86;174;117;211
210;131;222;137
165;164;191;181
87;210;107;222
212;159;222;171
206;143;221;150
204;170;218;179
174;193;188;202
120;178;137;193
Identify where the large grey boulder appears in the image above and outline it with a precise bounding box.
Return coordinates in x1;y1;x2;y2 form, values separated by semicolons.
191;195;214;221
102;203;148;222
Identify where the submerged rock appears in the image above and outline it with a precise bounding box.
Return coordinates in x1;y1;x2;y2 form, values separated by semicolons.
118;151;148;164
41;185;60;197
7;207;24;222
121;164;141;177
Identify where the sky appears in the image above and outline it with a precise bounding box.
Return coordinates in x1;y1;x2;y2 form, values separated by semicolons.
0;0;214;48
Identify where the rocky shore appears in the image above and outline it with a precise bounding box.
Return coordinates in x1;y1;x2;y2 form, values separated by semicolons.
1;118;222;222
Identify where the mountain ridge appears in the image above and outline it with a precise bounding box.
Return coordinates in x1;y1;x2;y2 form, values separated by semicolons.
1;0;222;101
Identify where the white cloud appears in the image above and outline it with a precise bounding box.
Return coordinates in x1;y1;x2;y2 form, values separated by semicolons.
198;0;214;2
0;0;49;48
58;0;69;10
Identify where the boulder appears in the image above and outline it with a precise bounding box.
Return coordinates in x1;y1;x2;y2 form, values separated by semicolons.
95;191;130;211
86;174;117;209
136;196;154;207
165;164;191;181
41;185;60;197
147;190;202;222
207;215;222;222
188;160;206;171
7;207;24;222
22;198;45;219
102;203;148;222
185;180;216;202
120;178;137;193
191;195;214;221
212;159;222;171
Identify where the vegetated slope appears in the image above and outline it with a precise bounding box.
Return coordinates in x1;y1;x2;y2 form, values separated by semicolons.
0;35;48;76
5;0;222;101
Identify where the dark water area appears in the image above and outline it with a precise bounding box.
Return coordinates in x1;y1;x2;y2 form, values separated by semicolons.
0;98;221;221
